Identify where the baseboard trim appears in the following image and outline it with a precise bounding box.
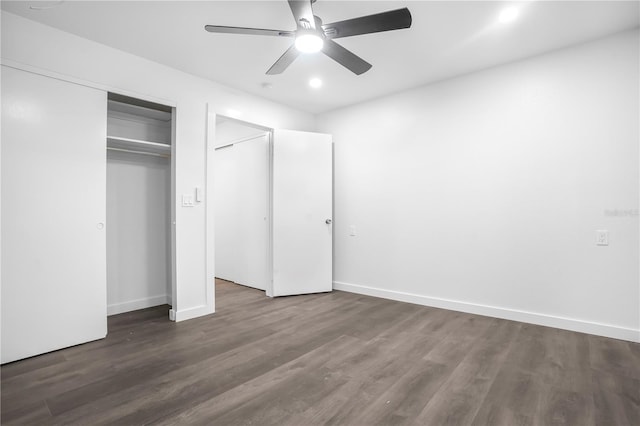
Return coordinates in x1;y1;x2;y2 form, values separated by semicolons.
333;281;640;343
170;304;214;322
107;295;170;316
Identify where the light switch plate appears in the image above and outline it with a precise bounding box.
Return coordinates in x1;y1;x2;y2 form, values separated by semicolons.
182;194;195;207
349;225;357;236
596;230;609;246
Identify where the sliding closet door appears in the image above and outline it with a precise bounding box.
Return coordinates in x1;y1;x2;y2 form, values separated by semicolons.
1;67;108;363
234;135;270;291
213;135;270;290
213;145;238;282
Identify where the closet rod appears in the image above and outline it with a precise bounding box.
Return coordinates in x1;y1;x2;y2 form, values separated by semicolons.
107;147;170;158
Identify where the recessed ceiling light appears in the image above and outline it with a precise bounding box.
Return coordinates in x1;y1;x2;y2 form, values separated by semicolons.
498;7;519;24
309;78;322;89
295;33;324;54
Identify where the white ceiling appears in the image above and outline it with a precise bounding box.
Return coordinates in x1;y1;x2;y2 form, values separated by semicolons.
2;1;639;113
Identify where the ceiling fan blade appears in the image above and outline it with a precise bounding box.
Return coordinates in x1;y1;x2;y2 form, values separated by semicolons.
266;44;300;75
322;39;372;75
287;0;316;30
322;8;412;39
205;25;294;37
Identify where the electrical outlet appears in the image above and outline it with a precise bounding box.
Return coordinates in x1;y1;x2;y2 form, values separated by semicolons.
596;230;609;246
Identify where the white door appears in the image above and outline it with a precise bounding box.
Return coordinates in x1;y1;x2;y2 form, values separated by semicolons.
234;136;270;291
213;135;270;290
1;67;108;363
213;145;238;282
271;129;333;296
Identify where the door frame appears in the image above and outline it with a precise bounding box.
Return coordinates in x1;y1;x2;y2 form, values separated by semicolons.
105;92;177;318
206;110;275;307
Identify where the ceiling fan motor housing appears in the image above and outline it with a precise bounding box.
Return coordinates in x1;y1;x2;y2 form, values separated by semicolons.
204;0;412;75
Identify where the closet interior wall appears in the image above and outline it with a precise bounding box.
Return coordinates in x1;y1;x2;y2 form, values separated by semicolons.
106;94;173;315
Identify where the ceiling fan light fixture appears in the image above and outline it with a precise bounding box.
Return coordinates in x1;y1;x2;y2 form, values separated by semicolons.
295;33;324;53
309;78;323;89
204;4;413;75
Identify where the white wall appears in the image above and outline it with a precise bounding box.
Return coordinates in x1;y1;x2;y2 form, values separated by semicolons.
106;151;172;315
318;29;640;342
1;12;315;321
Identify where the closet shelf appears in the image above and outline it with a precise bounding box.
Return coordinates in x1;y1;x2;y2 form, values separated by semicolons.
107;136;171;156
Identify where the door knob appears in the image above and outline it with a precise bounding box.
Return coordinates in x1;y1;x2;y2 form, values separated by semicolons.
325;219;332;224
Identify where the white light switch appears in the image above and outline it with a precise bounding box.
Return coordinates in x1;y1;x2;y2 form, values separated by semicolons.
596;230;608;246
349;225;357;236
182;194;195;207
195;186;203;202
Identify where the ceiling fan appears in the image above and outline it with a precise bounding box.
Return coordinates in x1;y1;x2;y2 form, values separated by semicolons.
204;0;412;75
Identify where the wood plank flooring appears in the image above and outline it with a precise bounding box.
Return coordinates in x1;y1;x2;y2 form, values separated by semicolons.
2;279;639;425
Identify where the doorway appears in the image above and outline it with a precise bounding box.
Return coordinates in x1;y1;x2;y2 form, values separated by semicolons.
106;93;175;317
212;116;272;297
208;110;334;309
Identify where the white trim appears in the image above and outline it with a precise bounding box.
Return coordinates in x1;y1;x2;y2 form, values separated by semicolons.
171;304;213;322
266;131;274;298
170;108;178;320
107;295;171;316
205;105;217;317
0;59;177;107
333;281;640;343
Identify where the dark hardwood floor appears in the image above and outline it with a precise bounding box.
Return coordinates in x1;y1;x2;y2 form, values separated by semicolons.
2;279;639;425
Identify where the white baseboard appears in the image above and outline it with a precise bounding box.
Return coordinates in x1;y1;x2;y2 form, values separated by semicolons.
107;295;171;316
333;281;640;343
170;304;215;322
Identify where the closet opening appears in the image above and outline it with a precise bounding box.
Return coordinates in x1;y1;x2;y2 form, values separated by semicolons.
106;93;175;320
213;115;272;305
